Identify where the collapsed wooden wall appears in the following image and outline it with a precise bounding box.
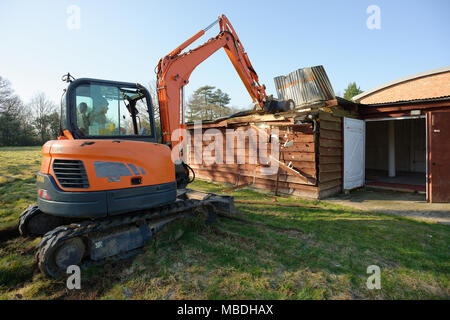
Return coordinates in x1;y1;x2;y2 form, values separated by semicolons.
186;108;345;199
187;121;321;198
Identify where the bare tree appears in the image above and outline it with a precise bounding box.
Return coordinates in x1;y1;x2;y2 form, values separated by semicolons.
147;80;160;121
147;80;162;142
0;76;39;146
29;93;58;144
134;80;162;141
0;76;18;114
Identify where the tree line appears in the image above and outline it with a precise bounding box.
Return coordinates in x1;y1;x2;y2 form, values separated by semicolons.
0;76;240;147
0;76;59;147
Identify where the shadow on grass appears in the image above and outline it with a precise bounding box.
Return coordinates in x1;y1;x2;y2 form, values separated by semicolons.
0;225;19;242
0;265;35;289
210;205;449;277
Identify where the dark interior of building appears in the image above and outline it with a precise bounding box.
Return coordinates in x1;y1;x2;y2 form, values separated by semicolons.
365;118;426;192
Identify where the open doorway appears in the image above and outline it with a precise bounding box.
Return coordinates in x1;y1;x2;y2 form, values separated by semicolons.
365;117;426;193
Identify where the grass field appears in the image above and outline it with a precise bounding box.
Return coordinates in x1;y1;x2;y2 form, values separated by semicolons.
0;146;449;299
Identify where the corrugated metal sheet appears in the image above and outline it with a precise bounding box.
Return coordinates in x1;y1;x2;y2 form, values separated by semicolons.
274;66;335;109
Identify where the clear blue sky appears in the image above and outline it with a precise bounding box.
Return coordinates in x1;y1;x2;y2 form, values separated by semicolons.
0;0;448;109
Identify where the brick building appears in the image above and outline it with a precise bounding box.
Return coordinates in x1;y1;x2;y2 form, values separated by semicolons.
353;66;450;202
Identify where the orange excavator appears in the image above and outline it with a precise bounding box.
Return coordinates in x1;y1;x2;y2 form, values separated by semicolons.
18;14;291;278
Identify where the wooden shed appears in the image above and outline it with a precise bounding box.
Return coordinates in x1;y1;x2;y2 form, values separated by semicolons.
184;66;450;203
185;98;358;199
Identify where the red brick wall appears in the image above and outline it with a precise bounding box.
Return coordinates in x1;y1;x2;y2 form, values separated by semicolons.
358;71;450;104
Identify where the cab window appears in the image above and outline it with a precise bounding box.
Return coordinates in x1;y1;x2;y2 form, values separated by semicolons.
74;83;152;137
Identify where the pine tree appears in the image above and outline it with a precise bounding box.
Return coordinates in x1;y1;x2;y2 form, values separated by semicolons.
343;82;363;100
186;86;234;122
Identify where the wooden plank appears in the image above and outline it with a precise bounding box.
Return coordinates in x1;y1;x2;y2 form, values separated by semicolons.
197;157;260;165
189;163;258;171
319;147;342;156
192;165;316;178
319;185;342;199
194;176;320;199
319;111;342;122
289;160;317;168
192;152;318;165
325;99;339;107
282;152;315;162
186;120;228;129
319;163;342;172
192;160;317;174
276;187;319;199
191;164;317;179
191;137;270;147
280;142;315;153
320;129;342;140
287;135;315;143
226;113;292;124
319;179;342;190
192;167;317;184
195;171;318;191
270;157;316;184
324;106;360;119
280;130;314;136
258;121;296;126
273;173;316;185
194;150;294;164
319;171;342;182
292;125;314;134
320;120;342;131
319;138;342;148
319;156;342;164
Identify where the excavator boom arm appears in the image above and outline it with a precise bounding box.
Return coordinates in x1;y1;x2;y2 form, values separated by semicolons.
156;14;268;146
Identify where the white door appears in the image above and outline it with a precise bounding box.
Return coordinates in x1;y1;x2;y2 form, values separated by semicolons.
343;117;365;190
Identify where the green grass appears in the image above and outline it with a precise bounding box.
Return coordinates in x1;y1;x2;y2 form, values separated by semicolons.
0;146;41;230
0;147;449;299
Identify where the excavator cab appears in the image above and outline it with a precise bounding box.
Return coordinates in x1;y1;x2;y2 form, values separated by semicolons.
62;78;158;142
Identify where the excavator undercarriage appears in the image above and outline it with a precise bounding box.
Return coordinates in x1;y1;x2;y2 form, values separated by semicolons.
20;189;234;278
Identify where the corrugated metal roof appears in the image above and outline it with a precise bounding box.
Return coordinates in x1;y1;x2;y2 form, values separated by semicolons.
274;66;335;109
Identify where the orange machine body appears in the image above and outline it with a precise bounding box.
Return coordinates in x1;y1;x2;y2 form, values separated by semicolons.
40;139;175;192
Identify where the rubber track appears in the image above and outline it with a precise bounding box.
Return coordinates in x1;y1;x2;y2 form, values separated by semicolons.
36;199;202;278
18;205;41;236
